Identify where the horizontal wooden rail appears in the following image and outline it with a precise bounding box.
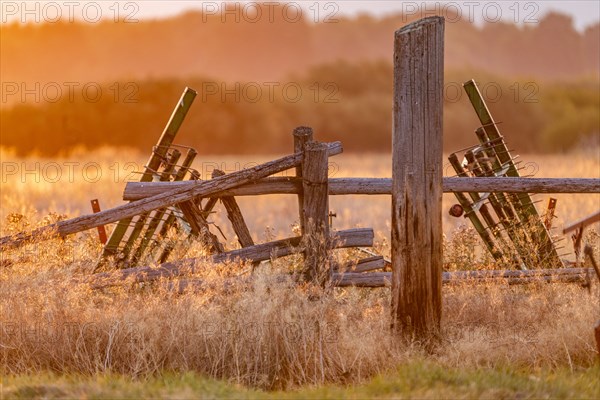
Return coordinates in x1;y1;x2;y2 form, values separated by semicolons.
333;267;593;287
91;255;592;291
89;228;373;288
0;142;343;251
124;177;600;200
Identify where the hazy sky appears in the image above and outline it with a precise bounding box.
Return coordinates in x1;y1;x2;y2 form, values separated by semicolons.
2;1;599;31
137;1;600;30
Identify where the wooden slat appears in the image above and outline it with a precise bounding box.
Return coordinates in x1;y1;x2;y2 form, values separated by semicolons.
563;210;600;234
178;200;224;253
335;256;386;273
212;170;254;248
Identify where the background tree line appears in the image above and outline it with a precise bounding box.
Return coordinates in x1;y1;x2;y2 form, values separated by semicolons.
1;63;598;155
1;8;598;155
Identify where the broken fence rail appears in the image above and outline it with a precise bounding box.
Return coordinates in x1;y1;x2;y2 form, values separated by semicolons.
0;142;343;251
88;228;374;289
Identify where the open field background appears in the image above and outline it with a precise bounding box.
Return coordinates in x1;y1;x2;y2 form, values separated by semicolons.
2;12;599;157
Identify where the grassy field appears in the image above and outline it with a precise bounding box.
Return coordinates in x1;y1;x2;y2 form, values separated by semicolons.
2;362;599;399
1;149;599;397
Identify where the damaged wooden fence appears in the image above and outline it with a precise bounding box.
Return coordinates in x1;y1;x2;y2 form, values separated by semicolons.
1;18;599;344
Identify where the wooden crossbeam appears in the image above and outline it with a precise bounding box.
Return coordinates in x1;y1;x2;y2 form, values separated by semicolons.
334;256;386;273
123;177;600;200
334;268;593;287
563;211;600;234
124;266;593;294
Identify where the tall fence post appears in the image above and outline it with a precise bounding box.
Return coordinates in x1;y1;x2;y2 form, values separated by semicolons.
302;141;330;285
391;17;444;338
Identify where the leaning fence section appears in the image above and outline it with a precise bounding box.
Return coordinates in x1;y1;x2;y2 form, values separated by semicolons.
447;80;564;270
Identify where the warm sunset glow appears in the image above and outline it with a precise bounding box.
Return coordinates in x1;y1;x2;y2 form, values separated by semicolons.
1;2;598;397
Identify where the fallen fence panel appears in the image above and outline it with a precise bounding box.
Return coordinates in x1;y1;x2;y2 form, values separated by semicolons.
103;87;197;259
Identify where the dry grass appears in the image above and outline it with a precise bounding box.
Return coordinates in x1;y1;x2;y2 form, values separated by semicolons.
0;148;599;390
1;243;598;390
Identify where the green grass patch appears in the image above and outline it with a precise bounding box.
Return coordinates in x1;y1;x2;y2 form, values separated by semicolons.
2;361;598;399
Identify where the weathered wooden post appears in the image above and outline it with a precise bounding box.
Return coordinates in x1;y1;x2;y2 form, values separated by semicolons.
302;141;330;285
391;17;444;338
293;126;314;234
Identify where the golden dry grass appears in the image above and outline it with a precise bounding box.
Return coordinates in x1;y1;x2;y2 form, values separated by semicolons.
0;148;599;390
